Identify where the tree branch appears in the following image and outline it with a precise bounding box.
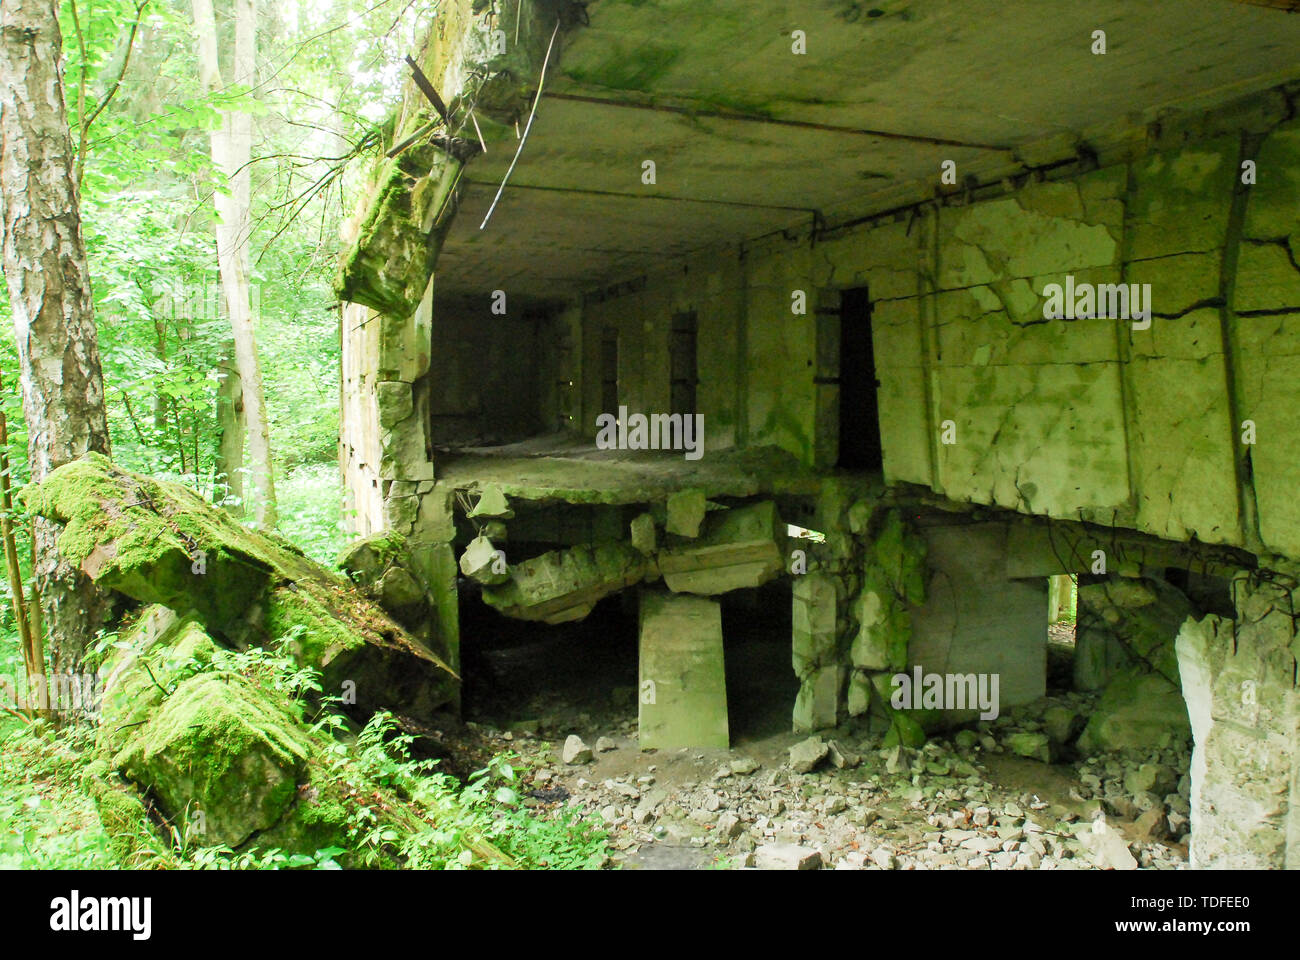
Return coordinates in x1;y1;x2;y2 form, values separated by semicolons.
76;0;152;187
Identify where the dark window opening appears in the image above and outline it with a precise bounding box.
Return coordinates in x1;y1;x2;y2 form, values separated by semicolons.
600;326;619;414
669;310;698;416
837;287;883;470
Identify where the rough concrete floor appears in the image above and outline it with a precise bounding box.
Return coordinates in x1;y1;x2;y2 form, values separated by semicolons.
462;612;1191;871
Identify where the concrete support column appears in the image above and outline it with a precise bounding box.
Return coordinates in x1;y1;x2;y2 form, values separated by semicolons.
638;590;729;750
1176;568;1300;869
909;522;1047;713
792;573;841;732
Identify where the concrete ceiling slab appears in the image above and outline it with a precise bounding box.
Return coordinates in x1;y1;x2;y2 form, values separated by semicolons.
437;0;1300;304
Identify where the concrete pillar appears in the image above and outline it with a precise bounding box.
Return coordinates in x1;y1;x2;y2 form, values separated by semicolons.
792;573;841;732
909;522;1047;714
1176;569;1300;869
638;590;729;750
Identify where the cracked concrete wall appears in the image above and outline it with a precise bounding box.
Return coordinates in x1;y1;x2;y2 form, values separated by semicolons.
554;94;1300;566
578;249;748;452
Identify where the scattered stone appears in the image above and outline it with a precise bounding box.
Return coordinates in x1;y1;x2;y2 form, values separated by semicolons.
789;736;829;774
562;735;593;765
595;736;618;753
716;813;744;840
1130;806;1170;843
1005;732;1052;763
827;739;861;769
871;847;897;870
755;843;823;870
1042;705;1080;745
1080;821;1138;870
729;756;760;775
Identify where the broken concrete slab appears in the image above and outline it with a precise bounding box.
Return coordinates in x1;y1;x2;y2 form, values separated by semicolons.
467;483;514;519
458;533;510;585
481;542;647;623
338;530;430;626
665;488;707;538
658;501;784;595
630;512;657;555
28;454;457;715
637;590;728;751
97;610;313;848
789;736;829;773
754;843;823;870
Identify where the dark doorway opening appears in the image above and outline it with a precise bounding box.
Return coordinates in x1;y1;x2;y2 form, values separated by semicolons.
669;310;698;416
721;581;797;743
837;287;882;470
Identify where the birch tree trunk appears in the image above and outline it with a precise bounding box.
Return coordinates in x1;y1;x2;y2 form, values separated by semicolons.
213;340;245;514
192;0;276;528
0;0;114;671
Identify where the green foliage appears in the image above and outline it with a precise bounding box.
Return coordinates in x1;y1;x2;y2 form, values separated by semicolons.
277;463;348;565
0;721;116;870
0;632;609;871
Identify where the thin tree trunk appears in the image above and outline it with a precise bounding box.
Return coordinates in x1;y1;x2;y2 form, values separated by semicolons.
153;317;167;429
192;0;276;528
0;0;114;673
0;369;43;716
213;340;245;514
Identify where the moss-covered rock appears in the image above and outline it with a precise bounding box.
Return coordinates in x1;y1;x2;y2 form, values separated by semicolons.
112;672;314;848
29;454;457;714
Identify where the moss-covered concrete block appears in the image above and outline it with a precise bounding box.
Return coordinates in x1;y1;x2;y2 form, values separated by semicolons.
113;671;313;848
30;455;457;716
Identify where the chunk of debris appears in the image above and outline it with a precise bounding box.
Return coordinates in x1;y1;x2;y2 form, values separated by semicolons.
481;542;646;623
715;813;744;840
1004;732;1053;763
1079;820;1138;870
467;483;514;519
789;736;829;774
658;501;785;595
755;843;823;870
630;513;657;555
459;533;510;585
595;736;618;753
665;488;707;538
729;756;760;775
27;454;457;715
562;735;593;765
871;847;898;870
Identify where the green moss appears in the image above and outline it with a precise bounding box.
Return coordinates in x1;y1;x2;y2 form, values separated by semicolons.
564;43;682;93
86;774;167;866
112;671;314;847
263;583;364;670
29;456;457;709
883;710;926;749
336;530;409;577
